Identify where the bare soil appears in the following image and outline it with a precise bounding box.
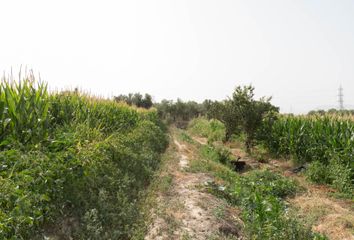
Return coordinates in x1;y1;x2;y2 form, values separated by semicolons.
145;137;242;240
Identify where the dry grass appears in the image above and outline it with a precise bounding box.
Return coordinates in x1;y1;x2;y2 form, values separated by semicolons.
290;194;354;240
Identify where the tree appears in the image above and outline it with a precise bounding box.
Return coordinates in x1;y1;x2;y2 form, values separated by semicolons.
231;85;279;152
208;86;278;151
205;100;239;142
230;85;278;152
114;93;153;109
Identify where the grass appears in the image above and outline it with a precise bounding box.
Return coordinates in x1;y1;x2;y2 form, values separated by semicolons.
179;129;328;240
131;142;181;239
178;131;195;144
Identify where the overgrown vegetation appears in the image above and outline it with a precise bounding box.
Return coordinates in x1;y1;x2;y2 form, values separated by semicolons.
308;108;354;116
260;115;354;195
205;85;278;151
182;130;327;240
155;99;206;123
188;117;225;143
114;93;153;109
198;85;353;197
209;170;327;240
0;75;168;239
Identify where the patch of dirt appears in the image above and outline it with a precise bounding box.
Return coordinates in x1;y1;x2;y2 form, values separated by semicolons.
145;137;242;240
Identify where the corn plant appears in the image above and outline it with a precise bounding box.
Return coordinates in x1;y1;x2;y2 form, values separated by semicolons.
0;75;50;145
260;114;354;193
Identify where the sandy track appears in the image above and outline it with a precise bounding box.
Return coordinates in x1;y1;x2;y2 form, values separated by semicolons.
145;137;241;240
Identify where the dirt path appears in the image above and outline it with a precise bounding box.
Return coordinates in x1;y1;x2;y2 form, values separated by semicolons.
145;137;241;240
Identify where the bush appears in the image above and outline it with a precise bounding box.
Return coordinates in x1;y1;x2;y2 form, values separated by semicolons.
329;159;353;194
214;146;232;165
208;170;327;239
198;144;232;165
306;159;353;195
188;117;225;142
306;161;331;184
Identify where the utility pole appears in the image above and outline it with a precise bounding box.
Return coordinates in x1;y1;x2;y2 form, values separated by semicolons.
338;85;344;110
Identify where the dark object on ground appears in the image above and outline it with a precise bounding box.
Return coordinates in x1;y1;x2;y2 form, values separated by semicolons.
291;165;306;173
230;156;246;171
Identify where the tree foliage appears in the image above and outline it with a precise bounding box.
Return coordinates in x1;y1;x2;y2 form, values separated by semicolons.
206;85;278;152
114;93;153;109
155;99;205;123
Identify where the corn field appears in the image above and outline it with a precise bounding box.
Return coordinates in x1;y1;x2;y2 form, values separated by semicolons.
0;74;167;239
261;115;353;193
263;115;353;164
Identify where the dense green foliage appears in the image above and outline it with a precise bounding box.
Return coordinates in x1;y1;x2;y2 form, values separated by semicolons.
155;99;205;123
261;115;353;194
0;76;168;239
0;79;50;146
185;121;328;239
199;144;232;165
206;86;278;150
188;117;225;143
212;170;327;240
308;108;354;116
114;93;153;109
198;149;327;239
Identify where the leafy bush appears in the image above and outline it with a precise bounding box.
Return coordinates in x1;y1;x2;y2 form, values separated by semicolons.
306;161;331;184
306;159;353;195
205;86;278;150
179;132;194;144
188;117;225;142
214;146;232;165
329;159;353;194
208;170;326;239
198;144;232;165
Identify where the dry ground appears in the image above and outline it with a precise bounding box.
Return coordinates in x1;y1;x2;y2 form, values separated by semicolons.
145;136;243;240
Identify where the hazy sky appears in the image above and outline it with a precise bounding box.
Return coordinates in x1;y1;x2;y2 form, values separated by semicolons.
1;0;353;113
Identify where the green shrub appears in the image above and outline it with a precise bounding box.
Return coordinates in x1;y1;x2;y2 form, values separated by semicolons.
199;144;232;165
328;159;353;194
208;170;326;239
179;132;194;144
306;161;331;184
188;117;225;142
214;146;232;165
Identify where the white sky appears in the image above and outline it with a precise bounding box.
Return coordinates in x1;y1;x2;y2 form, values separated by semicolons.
1;0;353;113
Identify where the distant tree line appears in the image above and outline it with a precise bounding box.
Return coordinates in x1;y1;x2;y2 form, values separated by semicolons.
114;93;153;109
308;109;354;116
155;99;206;122
155;85;278;152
